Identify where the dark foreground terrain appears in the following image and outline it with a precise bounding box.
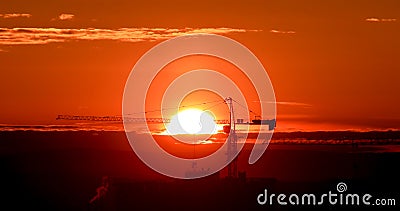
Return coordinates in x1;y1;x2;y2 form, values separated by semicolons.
1;131;399;210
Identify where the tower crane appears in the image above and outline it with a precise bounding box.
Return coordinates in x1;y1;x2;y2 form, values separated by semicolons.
56;98;276;179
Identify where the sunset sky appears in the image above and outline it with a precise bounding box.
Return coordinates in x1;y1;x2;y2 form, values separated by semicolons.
1;0;399;131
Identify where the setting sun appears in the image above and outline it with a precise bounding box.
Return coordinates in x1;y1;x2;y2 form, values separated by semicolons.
166;109;217;135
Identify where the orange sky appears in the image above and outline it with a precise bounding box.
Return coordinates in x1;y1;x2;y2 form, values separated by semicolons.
0;0;399;131
145;55;260;120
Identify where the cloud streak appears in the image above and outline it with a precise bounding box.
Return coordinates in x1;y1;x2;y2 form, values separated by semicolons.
270;29;296;34
276;102;312;107
0;13;32;18
254;101;312;108
0;27;256;45
365;17;397;22
57;14;74;21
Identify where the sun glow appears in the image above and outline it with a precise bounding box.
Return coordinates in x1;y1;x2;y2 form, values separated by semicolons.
166;109;217;135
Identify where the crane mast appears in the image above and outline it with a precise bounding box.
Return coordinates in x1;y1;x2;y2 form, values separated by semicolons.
225;97;238;179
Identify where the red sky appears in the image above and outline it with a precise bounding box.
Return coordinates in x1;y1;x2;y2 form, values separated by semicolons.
1;0;399;131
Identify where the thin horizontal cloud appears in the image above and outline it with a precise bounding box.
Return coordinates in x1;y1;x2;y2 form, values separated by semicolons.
0;13;32;18
276;102;312;107
254;101;312;108
58;14;74;20
0;27;256;45
270;29;296;34
365;17;397;22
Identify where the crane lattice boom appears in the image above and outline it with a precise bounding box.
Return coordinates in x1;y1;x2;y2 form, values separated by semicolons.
56;115;230;124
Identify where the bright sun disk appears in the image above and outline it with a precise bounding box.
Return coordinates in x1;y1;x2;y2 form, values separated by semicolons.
166;109;217;135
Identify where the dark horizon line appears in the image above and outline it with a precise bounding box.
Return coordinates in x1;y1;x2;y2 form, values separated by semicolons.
0;125;399;134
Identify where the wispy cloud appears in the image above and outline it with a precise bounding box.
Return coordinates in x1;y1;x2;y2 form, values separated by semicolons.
270;29;296;34
0;13;32;19
276;102;312;107
365;17;397;22
0;48;7;52
57;14;74;21
254;101;312;108
0;27;256;45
